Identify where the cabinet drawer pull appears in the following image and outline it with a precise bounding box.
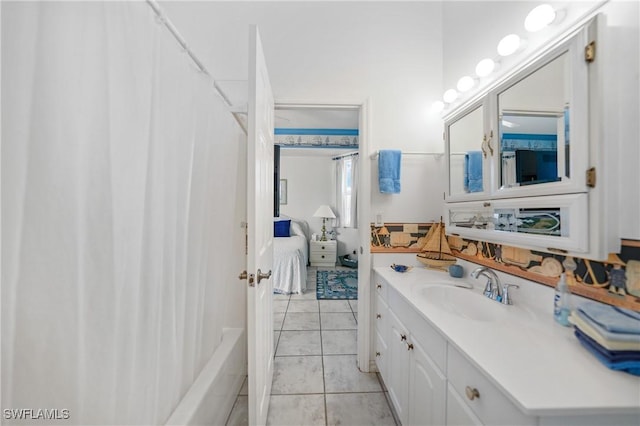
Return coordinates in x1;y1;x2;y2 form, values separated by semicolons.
322;246;325;250
376;314;382;319
376;351;381;357
376;284;382;290
406;343;414;351
465;386;480;401
321;255;325;259
400;334;407;341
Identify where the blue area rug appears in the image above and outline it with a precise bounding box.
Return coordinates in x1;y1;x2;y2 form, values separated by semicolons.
316;270;358;300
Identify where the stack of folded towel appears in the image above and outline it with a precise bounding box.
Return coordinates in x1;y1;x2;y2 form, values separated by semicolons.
570;301;640;376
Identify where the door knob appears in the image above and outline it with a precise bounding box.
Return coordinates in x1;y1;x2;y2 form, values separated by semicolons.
238;270;255;286
257;269;272;284
465;386;480;401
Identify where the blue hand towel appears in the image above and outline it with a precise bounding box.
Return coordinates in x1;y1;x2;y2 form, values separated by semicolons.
578;301;640;335
575;329;640;376
574;328;640;362
378;150;401;194
615;306;640;322
574;310;640;343
465;151;483;193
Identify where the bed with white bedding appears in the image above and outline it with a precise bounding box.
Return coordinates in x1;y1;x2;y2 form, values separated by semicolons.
273;219;309;295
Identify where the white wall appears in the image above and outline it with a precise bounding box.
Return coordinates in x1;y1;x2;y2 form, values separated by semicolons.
280;153;360;256
442;1;606;106
161;1;446;227
442;0;640;240
280;154;334;237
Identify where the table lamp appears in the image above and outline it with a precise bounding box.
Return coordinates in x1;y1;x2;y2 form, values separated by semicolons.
313;205;336;241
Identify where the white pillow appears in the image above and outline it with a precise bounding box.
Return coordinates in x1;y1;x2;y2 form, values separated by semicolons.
290;221;304;237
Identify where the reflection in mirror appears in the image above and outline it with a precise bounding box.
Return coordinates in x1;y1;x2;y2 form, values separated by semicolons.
449;105;484;196
498;52;569;189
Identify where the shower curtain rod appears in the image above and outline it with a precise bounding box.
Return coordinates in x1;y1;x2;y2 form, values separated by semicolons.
369;150;444;159
146;0;232;108
332;152;359;160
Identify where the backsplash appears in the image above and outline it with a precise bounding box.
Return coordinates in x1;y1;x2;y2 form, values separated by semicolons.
370;222;640;311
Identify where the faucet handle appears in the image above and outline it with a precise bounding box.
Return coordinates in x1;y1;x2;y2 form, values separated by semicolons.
502;283;520;305
482;279;493;297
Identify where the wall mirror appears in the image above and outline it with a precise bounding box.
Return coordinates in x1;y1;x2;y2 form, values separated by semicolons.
497;52;569;190
448;104;485;197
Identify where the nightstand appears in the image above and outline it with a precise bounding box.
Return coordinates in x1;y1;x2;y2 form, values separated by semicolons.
310;240;337;267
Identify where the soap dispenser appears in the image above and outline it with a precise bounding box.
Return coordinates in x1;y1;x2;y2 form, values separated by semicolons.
554;273;572;326
554;257;575;326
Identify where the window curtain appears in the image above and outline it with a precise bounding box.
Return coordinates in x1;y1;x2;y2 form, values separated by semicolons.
1;2;244;424
335;155;358;228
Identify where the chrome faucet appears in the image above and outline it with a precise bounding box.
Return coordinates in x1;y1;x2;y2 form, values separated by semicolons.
471;266;503;302
470;266;520;304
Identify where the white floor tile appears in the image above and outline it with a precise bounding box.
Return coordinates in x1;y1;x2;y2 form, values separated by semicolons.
226;395;248;426
287;300;319;313
273;293;290;300
239;376;248;396
323;355;382;393
267;394;325;426
326;393;396;426
273;312;285;331
321;312;357;330
322;330;357;355
273;300;289;313
349;299;358;313
290;289;317;300
272;356;324;394
276;331;322;356
282;312;320;331
319;300;352;313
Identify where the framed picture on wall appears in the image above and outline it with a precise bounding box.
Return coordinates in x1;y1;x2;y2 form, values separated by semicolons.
279;179;287;205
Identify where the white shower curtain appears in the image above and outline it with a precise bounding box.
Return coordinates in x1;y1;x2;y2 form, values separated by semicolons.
335;155;358;228
2;2;244;424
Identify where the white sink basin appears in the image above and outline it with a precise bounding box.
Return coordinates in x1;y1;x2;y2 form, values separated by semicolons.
417;285;508;322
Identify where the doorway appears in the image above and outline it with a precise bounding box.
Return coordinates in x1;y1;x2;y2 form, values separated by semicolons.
272;101;371;373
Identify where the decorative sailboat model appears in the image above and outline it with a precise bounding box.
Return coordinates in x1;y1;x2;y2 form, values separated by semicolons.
416;219;457;270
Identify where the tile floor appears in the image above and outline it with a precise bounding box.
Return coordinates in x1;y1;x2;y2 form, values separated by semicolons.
226;266;396;426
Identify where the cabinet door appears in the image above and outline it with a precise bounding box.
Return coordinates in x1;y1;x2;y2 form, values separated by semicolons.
446;193;589;255
374;294;389;377
445;101;491;202
490;23;590;199
408;338;446;426
375;330;388;379
446;384;483;426
387;310;410;424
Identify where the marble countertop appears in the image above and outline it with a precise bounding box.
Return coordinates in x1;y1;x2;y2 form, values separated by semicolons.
374;265;640;417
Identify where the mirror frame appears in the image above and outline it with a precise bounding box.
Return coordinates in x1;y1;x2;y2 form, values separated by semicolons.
443;20;591;202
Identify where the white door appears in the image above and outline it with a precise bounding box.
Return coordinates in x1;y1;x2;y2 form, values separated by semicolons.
247;25;275;426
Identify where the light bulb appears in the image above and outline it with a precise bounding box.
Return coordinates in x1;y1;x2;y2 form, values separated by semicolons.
443;89;458;103
457;76;475;92
497;34;521;57
475;58;495;77
430;101;445;113
525;4;556;32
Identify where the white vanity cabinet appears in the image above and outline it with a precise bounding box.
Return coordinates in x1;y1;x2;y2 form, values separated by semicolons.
447;345;535;426
443;16;618;260
373;283;389;379
372;267;640;426
373;274;447;426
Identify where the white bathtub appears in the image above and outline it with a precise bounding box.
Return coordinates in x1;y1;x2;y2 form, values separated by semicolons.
166;328;246;425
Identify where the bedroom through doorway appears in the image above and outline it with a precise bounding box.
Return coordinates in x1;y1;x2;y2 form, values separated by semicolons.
271;104;362;352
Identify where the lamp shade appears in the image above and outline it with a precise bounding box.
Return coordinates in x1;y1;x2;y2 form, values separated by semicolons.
313;205;336;219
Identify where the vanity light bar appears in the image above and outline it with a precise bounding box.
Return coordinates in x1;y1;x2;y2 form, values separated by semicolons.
436;4;558;113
